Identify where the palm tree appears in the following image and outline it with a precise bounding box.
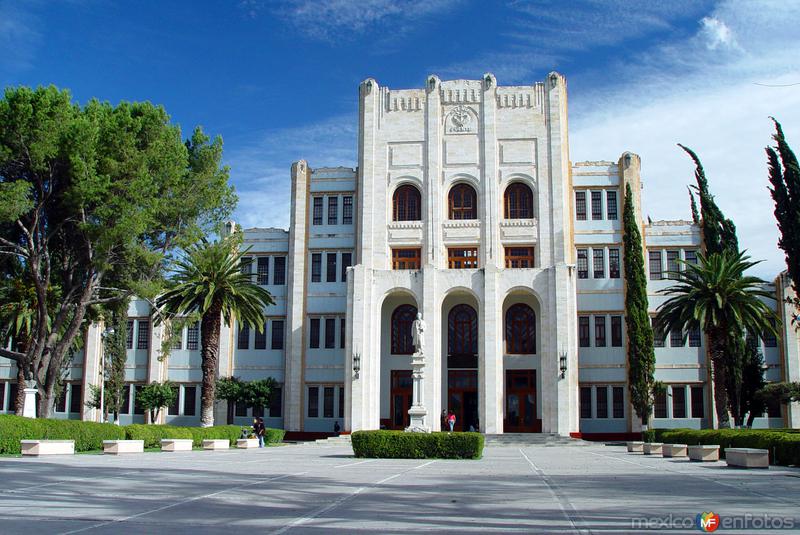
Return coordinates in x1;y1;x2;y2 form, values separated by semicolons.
157;237;274;427
0;270;39;416
656;251;778;428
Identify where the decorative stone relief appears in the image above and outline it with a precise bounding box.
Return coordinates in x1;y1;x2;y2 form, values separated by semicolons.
444;105;478;135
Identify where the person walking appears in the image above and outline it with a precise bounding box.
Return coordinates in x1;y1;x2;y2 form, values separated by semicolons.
255;417;266;448
447;410;456;433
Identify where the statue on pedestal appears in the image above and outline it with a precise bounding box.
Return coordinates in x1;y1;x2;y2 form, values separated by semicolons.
406;312;430;433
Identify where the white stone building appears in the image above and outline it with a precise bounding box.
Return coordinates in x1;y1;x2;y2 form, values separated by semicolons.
1;73;798;437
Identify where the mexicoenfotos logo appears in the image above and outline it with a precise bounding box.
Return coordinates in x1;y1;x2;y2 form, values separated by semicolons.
697;512;721;532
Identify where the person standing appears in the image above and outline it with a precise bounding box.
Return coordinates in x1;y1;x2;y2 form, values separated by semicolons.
255;417;266;448
447;411;456;433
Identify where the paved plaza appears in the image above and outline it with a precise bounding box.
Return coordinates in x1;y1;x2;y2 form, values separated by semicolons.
0;442;798;534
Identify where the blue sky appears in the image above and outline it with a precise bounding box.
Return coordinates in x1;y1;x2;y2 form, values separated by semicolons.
2;0;799;277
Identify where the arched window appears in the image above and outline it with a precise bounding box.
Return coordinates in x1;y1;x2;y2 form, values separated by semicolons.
504;183;533;219
392;185;421;221
448;304;478;357
448;184;477;220
505;303;536;354
391;304;417;354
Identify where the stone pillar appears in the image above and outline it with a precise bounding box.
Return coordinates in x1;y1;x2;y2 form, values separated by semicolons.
424;75;442;267
406;350;429;432
778;274;800;427
146;317;167;424
422;265;440;430
82;322;105;422
481;266;503;434
22;380;37;418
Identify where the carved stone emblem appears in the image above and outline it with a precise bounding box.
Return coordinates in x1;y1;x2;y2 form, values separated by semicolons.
445;105;477;134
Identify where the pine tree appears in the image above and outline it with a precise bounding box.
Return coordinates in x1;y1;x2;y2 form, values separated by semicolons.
623;183;656;427
766;117;800;317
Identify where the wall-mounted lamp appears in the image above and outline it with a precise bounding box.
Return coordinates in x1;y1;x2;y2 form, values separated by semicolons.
353;352;361;379
559;349;568;379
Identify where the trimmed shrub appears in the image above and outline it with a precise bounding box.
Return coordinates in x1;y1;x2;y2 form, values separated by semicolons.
0;415;125;454
265;427;285;444
653;428;800;466
351;430;484;459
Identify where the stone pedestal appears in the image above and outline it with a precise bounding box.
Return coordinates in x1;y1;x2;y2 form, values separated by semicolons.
405;351;429;433
22;381;37;419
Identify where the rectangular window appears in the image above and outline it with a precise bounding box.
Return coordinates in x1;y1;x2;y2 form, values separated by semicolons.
609;248;620;279
311;253;322;282
309;318;320;348
341;252;352;281
325;318;336;349
392;248;421;270
611;316;623;347
594;316;606;347
579;316;590;347
612;386;624;418
763;324;778;348
672;386;686;418
137;320;150;350
187;322;199;351
308;386;319;418
591;191;603;220
670;328;684;347
323;386;334;418
666;250;680;279
257;256;269;285
505;246;535;268
580;386;592;418
0;382;4;412
606;190;618;220
767;396;781;418
340;318;346;349
343;196;353;225
685;250;698;265
649;250;663;280
237;324;250;350
689;326;701;347
133;385;144;415
593;248;605;279
328;196;338;225
69;383;82;414
235;401;247;417
9;383;18;413
577;249;588;279
271;320;284;350
575;191;587;221
312;197;323;225
269;386;282;417
171;329;183;350
56;386;67;413
326;253;337;283
254;322;267;350
338;386;344;418
183;386;196;416
652;318;665;348
448;247;478;269
596;386;608;418
126;320;134;349
121;385;131;414
654;389;668;418
273;256;286;285
240;256;253;275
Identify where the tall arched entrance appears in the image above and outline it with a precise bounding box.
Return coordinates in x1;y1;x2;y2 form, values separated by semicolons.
442;294;480;432
380;292;417;430
503;291;542;432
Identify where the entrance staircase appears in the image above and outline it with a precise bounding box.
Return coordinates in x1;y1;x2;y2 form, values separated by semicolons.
298;435;352;446
483;433;591;447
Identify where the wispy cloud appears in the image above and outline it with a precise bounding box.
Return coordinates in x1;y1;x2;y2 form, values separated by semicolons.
226;113;357;230
261;0;461;42
0;0;42;72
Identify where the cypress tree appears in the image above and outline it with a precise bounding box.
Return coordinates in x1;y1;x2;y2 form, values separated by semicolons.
623;183;656;426
766;118;800;312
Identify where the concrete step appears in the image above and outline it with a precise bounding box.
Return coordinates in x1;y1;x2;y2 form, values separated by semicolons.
483;433;591;447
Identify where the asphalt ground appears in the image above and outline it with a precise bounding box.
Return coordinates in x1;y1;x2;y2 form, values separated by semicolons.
0;441;798;534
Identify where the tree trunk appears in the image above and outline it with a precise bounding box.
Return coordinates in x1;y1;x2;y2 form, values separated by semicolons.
14;365;26;416
708;329;731;428
200;305;222;428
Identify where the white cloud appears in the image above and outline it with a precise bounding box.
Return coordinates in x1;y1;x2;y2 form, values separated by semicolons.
700;16;739;50
226;113;357;230
0;1;41;72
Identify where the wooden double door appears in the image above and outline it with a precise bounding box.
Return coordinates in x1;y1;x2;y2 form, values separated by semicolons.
504;369;541;432
389;370;413;430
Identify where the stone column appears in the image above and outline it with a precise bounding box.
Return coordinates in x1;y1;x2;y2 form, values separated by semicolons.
480;265;503;434
22;380;37;418
406;350;429;432
82;322;104;422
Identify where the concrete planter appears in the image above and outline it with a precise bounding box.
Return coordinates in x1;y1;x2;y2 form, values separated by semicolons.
725;448;769;468
20;440;75;456
102;440;144;455
160;439;193;452
662;444;688;458
237;438;259;449
203;439;230;450
643;442;663;455
688;444;720;462
626;441;644;452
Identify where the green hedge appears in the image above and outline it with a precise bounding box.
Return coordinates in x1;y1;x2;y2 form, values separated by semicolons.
0;415;125;454
351;430;484;459
653;428;800;466
0;415;285;453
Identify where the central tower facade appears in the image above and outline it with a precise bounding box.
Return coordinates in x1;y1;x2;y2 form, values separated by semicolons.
346;73;579;435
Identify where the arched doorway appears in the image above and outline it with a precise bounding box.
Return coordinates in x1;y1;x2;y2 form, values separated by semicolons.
445;301;479;432
380;292;417;430
503;293;542;433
